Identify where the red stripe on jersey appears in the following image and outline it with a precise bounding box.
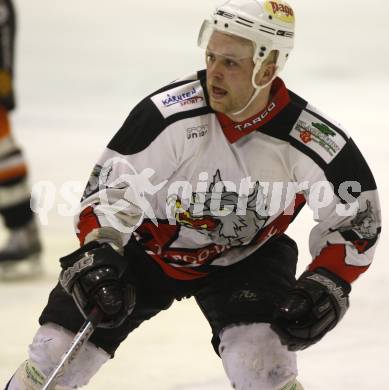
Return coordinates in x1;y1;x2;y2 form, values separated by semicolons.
77;206;101;245
137;194;306;280
137;221;180;249
137;221;222;279
254;193;306;244
308;244;369;283
147;252;208;280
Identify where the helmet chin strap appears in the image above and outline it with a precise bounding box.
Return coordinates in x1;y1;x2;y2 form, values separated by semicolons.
232;60;277;117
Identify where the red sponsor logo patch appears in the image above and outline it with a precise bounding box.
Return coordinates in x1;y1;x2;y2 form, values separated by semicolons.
300;130;312;144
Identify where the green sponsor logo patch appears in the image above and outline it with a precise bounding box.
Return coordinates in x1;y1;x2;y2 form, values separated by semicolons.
295;120;340;157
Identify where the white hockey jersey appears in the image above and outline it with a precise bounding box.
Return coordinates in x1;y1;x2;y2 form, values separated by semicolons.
76;71;381;283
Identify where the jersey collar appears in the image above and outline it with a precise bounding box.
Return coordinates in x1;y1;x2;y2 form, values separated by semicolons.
216;77;290;144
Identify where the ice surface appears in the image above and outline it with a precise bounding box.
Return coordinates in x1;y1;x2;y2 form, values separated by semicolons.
0;1;388;389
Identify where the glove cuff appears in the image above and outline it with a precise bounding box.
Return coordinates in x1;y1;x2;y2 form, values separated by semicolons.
310;268;351;294
302;268;350;320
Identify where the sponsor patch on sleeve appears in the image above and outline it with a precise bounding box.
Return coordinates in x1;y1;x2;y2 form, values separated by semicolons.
290;112;347;163
151;81;205;119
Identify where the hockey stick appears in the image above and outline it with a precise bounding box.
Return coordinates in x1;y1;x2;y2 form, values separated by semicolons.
41;307;102;390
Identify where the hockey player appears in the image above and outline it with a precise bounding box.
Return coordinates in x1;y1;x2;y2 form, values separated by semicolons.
5;0;381;389
0;0;42;279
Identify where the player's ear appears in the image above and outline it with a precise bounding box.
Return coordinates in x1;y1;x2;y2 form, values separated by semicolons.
255;62;277;86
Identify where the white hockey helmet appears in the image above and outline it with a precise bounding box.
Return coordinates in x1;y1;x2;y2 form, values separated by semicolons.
198;0;295;114
198;0;295;71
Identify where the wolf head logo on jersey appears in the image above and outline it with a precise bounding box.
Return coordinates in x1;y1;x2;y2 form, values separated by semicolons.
82;164;113;201
174;170;268;247
330;199;380;254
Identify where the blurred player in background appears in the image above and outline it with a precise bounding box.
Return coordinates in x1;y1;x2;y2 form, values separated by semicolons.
0;0;41;279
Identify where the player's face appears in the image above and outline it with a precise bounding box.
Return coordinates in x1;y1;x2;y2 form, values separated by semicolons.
205;32;255;115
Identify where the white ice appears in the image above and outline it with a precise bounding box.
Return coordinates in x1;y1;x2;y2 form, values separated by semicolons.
0;0;388;389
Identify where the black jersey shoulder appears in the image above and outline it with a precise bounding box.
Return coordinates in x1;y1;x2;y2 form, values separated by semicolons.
108;70;212;155
258;89;308;142
259;88;377;193
259;87;347;167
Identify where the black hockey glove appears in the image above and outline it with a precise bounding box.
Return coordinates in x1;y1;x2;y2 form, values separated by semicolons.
59;241;136;328
271;268;351;351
